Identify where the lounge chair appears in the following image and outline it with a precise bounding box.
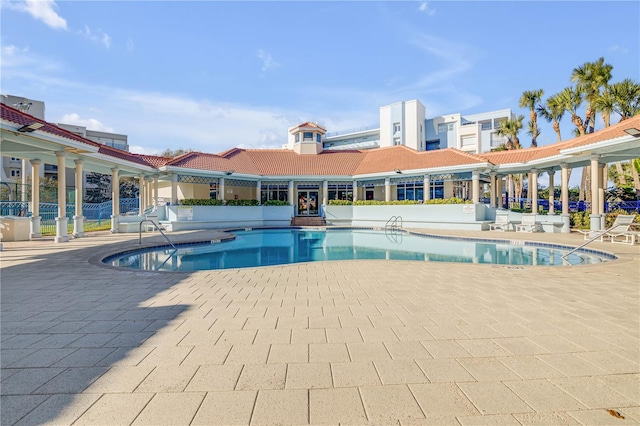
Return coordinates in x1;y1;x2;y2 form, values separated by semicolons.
573;214;638;242
489;210;512;231
514;213;541;233
602;214;639;245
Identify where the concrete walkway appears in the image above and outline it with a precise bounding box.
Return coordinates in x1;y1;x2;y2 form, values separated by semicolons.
1;229;639;425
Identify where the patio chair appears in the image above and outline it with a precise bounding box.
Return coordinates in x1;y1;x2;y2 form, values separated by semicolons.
514;213;541;233
489;210;512;231
602;214;639;245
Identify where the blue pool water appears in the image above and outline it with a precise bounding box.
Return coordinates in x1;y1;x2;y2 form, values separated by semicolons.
103;228;611;272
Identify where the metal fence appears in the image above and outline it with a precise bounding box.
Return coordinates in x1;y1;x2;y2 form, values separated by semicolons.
504;198;640;213
0;198;139;235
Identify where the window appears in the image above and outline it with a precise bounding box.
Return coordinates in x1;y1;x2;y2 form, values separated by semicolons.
328;183;353;201
303;132;313;141
393;138;401;146
295;133;300;142
316;133;321;143
396;182;424;201
10;157;20;161
261;183;289;203
461;136;476;147
480;120;491;130
393;122;401;134
10;169;21;178
437;123;454;133
209;182;218;199
430;180;444;199
494;118;507;129
426;140;440;151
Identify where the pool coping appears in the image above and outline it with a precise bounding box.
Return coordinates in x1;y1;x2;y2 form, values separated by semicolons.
92;226;619;273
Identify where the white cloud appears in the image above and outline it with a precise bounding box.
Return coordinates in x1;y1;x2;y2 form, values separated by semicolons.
608;44;628;53
78;25;111;48
59;113;114;132
4;0;67;30
126;39;135;52
418;2;436;16
257;49;279;72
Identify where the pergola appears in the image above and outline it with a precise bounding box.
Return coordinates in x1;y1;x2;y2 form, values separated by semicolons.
2;103;639;244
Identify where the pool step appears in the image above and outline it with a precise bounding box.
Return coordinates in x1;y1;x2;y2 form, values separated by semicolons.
291;216;327;227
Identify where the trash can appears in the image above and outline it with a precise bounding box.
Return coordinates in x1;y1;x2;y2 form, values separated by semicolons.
0;216;31;241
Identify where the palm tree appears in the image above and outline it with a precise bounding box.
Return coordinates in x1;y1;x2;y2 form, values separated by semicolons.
536;93;565;142
610;78;640;120
495;115;525;200
558;86;586;135
519;89;544;147
571;57;613;133
495;115;524;150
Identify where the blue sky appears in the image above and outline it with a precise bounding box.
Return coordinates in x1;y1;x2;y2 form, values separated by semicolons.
1;0;638;156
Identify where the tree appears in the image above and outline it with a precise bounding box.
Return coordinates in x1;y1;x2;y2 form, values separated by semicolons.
495;115;524;150
160;148;193;158
558;86;586;136
519;89;544;147
609;78;640;120
84;172;140;203
571;57;613;134
537;93;565;142
495;115;525;200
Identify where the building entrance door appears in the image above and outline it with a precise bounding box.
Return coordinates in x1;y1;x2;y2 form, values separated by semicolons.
297;191;319;216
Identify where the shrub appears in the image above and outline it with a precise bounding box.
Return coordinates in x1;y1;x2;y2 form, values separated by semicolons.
423;197;472;205
225;199;259;206
263;200;290;206
180;198;224;206
328;199;353;206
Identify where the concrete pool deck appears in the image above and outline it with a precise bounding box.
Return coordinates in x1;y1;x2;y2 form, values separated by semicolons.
1;229;639;425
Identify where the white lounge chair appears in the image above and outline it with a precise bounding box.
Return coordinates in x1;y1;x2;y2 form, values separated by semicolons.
489;210;512;231
515;213;541;233
573;214;638;242
602;214;639;245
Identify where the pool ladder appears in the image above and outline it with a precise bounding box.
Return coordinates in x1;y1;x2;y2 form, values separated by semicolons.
139;219;176;250
385;215;403;233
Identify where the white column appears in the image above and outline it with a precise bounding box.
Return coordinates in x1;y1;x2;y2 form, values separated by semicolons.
138;174;145;215
322;180;328;205
170;173;178;205
423;175;431;201
352;180;358;202
55;151;69;243
145;177;153;209
590;155;601;231
110;167;120;233
599;163;606;229
73;159;84;238
471;171;480;204
21;159;28;202
495;175;503;209
548;170;555;215
219;177;225;202
288;180;295;206
489;173;496;207
29;159;42;239
530;169;538;213
153;175;159;208
256;180;262;203
560;163;570;233
385;177;391;202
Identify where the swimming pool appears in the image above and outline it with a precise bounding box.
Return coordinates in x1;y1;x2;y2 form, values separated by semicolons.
103;228;612;272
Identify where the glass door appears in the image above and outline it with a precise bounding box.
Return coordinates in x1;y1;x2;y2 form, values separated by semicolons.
297;190;319;216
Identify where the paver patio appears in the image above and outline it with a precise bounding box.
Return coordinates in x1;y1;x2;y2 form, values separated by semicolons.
1;229;639;425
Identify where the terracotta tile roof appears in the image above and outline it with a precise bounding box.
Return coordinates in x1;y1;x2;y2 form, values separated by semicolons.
479;115;640;165
289;121;327;133
1;103;102;149
165;151;251;173
354;146;486;174
241;149;364;176
1;103;155;168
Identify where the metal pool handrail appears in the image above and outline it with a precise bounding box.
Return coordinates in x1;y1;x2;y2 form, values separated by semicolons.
139;219;176;250
561;223;624;264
